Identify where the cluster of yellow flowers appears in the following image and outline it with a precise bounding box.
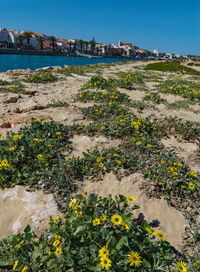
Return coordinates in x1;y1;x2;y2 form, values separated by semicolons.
13;241;28;271
33;138;42;142
52;235;62;256
0;159;10;170
56;131;62;139
37;154;45;163
13;134;22;141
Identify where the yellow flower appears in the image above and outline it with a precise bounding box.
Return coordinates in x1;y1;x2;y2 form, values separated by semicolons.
69;198;77;207
126;196;136;202
122;223;129;230
53;215;60;222
54;235;60;240
13;135;21;141
145;227;154;234
189;183;195;190
100;257;112;270
15;240;24;248
37;154;43;158
99;245;109;258
13;260;18;270
136;141;142;145
93;218;100;226
75;210;82;217
111;214;122;225
96;157;102;162
9;147;15;151
127;251;142;267
176;261;187;272
53;240;60;247
83;190;89;195
33;118;40;122
21;266;28;272
55;247;62;256
99;163;104;168
153;231;165;240
100;215;107;221
147;144;152;147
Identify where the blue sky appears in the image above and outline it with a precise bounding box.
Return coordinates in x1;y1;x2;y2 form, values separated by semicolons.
0;0;199;55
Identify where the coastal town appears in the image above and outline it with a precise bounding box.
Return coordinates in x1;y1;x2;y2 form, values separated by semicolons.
0;27;187;59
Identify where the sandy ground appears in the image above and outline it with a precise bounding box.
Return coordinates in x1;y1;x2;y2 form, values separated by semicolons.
0;60;199;250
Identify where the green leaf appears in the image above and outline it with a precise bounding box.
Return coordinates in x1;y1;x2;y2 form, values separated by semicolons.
74;226;86;236
116;236;128;250
66;257;74;267
32;246;41;261
87;193;97;204
107;236;118;249
47;259;58;268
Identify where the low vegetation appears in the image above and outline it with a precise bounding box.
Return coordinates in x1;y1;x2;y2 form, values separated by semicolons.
0;194;190;272
0;60;200;271
144;61;200;76
26;71;57;83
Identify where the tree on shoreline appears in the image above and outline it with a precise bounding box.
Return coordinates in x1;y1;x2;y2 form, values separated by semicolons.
49;36;56;51
79;40;84;52
90;37;96;54
85;41;89;52
38;37;44;50
17;35;24;49
24;32;32;49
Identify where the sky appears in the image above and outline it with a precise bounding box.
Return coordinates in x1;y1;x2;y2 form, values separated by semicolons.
0;0;199;55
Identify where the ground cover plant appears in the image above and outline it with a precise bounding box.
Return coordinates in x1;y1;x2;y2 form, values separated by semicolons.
0;119;74;197
45;101;69;109
166;100;200;113
144;61;200;76
0;63;200;271
117;71;144;84
82;75;135;90
0;79;10;85
143;92;167;104
157;116;200;143
0;81;25;93
157;79;200;100
26;71;57;83
0;193;191;272
78;89;131;104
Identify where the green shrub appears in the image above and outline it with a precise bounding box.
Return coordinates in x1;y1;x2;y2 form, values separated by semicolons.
26;72;57;83
144;61;200;76
143;92;167;104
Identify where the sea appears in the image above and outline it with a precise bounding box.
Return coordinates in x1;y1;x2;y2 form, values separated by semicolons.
0;54;138;72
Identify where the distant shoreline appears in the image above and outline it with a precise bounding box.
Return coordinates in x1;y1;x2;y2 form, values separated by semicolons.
0;48;135;59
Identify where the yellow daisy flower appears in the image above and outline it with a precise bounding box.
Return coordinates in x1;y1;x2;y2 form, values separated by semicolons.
92;218;100;226
126;196;136;202
53;240;60;247
127;251;142;267
99;245;109;258
100;257;112;270
13;260;18;270
176;261;187;272
111;214;122;225
55;247;62;256
153;231;165;240
69;198;77;207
